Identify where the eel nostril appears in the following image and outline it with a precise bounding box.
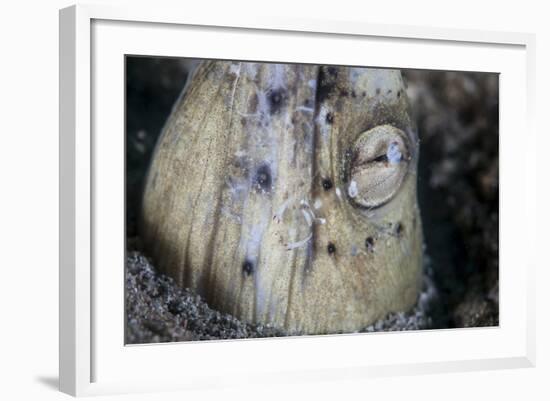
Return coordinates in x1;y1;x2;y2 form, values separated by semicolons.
322;178;333;191
254;165;272;193
242;260;254;276
365;237;375;252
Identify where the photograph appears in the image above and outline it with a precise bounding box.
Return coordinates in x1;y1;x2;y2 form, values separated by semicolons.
125;57;499;344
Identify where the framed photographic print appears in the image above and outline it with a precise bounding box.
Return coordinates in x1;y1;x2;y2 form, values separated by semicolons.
59;3;536;397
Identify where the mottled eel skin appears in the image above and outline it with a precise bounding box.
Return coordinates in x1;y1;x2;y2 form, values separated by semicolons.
140;61;423;334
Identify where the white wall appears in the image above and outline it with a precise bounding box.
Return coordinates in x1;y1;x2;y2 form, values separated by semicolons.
0;0;548;399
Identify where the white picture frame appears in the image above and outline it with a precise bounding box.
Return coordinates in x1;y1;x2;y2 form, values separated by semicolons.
59;3;536;397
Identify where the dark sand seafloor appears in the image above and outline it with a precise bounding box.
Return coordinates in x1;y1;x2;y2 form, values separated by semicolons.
125;58;499;344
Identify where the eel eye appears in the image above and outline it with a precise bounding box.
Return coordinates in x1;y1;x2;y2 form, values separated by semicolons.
347;124;411;208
